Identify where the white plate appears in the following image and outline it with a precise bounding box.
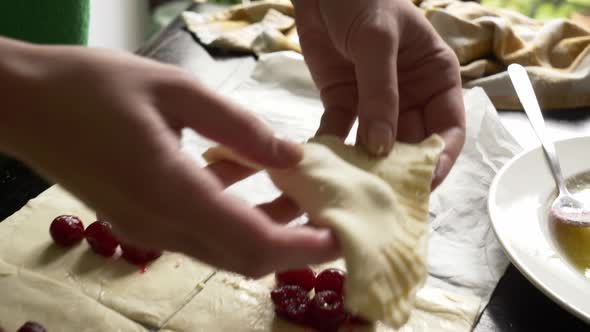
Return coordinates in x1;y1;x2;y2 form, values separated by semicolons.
489;136;590;323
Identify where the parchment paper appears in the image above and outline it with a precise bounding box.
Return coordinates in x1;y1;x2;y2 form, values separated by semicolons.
181;51;523;319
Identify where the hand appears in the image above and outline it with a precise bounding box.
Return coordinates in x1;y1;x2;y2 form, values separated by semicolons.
0;39;338;277
293;0;465;188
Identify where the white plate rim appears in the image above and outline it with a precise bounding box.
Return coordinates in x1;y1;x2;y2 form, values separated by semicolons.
488;136;590;323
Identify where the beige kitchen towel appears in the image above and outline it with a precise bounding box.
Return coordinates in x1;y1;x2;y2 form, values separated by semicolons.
183;0;590;110
183;0;300;53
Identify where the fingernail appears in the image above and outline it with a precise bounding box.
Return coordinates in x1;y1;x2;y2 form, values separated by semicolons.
433;161;442;180
433;153;449;184
367;121;393;156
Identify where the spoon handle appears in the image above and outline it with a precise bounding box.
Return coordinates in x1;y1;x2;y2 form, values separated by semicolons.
507;64;569;194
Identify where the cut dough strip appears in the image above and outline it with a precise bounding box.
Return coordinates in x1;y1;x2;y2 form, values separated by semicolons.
204;135;444;328
0;259;145;332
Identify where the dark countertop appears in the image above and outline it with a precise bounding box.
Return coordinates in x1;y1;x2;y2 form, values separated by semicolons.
2;3;590;331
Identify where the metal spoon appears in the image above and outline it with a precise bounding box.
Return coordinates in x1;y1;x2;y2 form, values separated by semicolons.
508;63;590;227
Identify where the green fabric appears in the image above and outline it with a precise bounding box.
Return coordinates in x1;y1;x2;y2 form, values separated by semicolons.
0;1;90;164
0;0;90;45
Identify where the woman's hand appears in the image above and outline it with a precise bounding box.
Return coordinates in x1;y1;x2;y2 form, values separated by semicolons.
293;0;465;188
0;38;338;277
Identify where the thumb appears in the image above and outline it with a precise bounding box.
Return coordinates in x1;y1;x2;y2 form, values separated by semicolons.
348;11;400;156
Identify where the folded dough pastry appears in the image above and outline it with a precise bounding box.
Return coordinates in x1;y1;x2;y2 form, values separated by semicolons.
203;135;444;328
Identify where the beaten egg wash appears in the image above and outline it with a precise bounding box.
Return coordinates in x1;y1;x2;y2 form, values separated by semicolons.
551;175;590;279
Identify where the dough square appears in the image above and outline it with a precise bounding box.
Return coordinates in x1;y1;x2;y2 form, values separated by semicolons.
0;186;215;328
162;261;481;332
0;259;145;332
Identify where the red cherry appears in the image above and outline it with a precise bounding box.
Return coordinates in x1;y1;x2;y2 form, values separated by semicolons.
279;296;310;324
275;267;316;291
121;243;162;266
84;221;119;257
17;321;47;332
309;290;346;331
315;268;346;296
49;215;85;247
271;285;307;305
271;285;310;324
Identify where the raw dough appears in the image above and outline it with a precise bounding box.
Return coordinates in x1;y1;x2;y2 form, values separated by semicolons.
0;135;448;331
0;259;145;332
162;261;480;332
0;186;215;328
204;135;444;327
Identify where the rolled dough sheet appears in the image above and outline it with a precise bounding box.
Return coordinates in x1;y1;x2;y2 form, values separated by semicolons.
162;260;481;332
0;259;145;332
0;186;215;328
